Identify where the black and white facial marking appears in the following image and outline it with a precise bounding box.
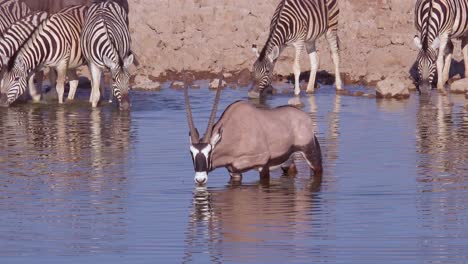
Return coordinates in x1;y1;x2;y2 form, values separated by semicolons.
414;36;439;94
189;143;213;185
251;45;279;93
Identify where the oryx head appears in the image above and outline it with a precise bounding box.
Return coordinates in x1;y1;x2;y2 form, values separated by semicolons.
413;35;439;95
184;73;223;185
104;52;134;110
250;44;279;97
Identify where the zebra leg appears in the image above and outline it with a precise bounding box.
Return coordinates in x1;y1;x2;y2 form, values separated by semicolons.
462;36;468;78
436;35;449;94
28;73;41;103
89;63;102;107
326;29;343;91
292;42;304;96
66;69;79;101
306;41;319;94
55;65;68;104
442;40;453;87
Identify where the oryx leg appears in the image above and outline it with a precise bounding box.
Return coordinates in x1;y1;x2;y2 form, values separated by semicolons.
281;156;298;176
259;166;270;180
89;63;102;107
300;138;323;176
55;64;68;104
442;39;454;86
66;69;79;101
306;41;319;94
436;34;450;94
28;73;41;102
229;172;243;183
326;29;343;91
292;42;304;96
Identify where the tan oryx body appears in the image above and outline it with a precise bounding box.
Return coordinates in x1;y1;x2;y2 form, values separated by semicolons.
185;76;323;185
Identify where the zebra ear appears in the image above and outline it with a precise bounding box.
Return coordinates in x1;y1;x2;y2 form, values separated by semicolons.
252;44;260;58
431;37;440;49
103;56;117;70
413;36;422;50
268;46;280;63
124;53;134;68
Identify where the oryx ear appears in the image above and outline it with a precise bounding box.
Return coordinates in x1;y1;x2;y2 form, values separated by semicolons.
431;37;440;49
252;44;260;58
268;46;279;62
103;55;117;70
413;35;422;49
210;128;223;146
124;53;134;68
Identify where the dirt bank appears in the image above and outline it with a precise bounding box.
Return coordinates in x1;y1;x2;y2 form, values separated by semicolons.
127;0;464;88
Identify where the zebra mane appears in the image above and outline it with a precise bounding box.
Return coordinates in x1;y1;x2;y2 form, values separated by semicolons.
7;11;49;71
97;0;129;67
420;0;434;51
259;0;287;60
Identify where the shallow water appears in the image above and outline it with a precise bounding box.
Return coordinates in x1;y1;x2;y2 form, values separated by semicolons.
0;83;467;263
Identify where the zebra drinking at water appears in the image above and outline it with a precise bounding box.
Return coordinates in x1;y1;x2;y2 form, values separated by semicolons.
0;5;88;106
413;0;468;95
81;0;133;110
0;0;30;33
0;12;48;97
249;0;342;98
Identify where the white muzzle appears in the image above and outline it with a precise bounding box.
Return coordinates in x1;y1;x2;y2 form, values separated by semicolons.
194;172;208;185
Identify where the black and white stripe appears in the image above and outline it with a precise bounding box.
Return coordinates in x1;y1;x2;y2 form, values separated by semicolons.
414;0;468;94
0;5;88;105
81;0;133;109
250;0;342;98
0;12;47;93
0;0;30;33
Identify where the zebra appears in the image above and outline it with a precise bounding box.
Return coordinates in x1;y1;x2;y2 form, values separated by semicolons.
0;0;30;33
249;0;342;98
0;5;88;106
0;12;48;97
81;0;133;110
414;0;468;95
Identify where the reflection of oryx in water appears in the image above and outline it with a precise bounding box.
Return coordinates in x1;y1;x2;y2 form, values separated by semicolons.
184;76;323;185
183;175;323;263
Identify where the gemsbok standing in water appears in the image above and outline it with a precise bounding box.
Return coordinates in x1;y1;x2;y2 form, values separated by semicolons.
185;76;323;185
81;0;133;110
250;0;342;98
413;0;468;95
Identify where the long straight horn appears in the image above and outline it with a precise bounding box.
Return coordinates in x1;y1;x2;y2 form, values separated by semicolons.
184;72;200;143
203;72;224;143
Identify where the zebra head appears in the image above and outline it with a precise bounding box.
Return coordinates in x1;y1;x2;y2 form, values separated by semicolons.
249;45;280;98
414;35;440;95
103;53;134;110
0;57;28;105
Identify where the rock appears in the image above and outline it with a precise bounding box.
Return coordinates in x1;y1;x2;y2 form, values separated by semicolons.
376;78;410;99
191;84;200;89
450;79;468;94
209;79;227;89
223;72;233;79
171;81;184;89
288;97;305;108
354;91;365;97
134;75;162;90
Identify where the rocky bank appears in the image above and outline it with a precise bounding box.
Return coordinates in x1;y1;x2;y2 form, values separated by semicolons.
127;0;466;88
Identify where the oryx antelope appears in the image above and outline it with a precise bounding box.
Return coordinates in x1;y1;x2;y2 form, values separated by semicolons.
413;0;468;94
250;0;342;98
185;77;323;185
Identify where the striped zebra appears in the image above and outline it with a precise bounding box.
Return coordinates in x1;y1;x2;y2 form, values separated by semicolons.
414;0;468;94
249;0;342;98
81;0;133;110
0;12;48;95
0;5;88;105
0;0;30;33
